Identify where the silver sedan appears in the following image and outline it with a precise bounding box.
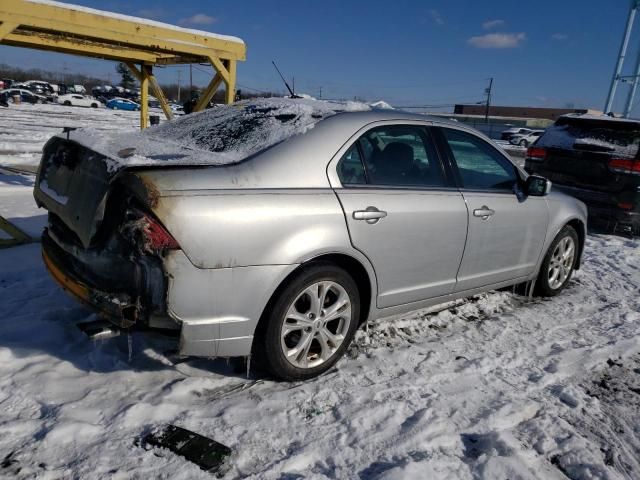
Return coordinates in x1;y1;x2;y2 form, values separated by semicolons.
34;99;587;380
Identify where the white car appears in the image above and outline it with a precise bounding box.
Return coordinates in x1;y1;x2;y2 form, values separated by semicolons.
509;130;544;148
57;94;101;108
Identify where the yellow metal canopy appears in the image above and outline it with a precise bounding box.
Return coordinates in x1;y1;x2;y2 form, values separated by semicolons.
0;0;246;128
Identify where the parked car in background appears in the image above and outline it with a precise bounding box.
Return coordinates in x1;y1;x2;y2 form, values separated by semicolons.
57;94;100;108
525;114;640;235
34;98;587;380
0;88;47;104
106;97;140;111
509;130;544;148
501;127;533;141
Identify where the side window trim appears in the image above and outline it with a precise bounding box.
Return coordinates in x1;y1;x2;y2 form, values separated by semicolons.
433;126;520;194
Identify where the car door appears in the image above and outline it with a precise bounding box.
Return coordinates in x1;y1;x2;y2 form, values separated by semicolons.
435;127;548;291
333;123;468;308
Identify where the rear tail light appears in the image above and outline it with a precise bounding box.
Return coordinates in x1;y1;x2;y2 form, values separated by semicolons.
526;147;546;161
123;207;180;253
617;202;634;210
141;213;180;251
608;158;640;175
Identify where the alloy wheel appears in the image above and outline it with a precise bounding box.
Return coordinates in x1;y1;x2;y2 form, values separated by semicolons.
548;236;575;290
280;281;352;369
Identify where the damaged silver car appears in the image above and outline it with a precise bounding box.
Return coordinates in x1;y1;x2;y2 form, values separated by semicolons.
34;98;587;380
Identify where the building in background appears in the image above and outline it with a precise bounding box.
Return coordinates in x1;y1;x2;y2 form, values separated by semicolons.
453;104;603;121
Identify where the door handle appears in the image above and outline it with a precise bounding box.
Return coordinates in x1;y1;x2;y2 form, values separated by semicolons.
353;206;387;224
473;206;495;220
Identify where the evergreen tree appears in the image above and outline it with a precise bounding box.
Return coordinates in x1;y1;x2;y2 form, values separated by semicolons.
116;63;136;89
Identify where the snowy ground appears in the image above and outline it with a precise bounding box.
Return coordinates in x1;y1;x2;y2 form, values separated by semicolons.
0;103;639;479
0;102;157;169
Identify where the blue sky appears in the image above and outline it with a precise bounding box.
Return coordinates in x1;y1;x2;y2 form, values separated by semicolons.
0;0;637;113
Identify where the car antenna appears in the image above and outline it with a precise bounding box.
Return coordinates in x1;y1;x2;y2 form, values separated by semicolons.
272;61;301;99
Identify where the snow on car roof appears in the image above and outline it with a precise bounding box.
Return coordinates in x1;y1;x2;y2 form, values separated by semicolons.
65;98;372;172
26;0;245;45
559;113;640;125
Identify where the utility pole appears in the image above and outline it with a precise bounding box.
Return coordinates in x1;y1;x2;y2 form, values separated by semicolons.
292;77;295;96
177;69;182;102
484;77;493;123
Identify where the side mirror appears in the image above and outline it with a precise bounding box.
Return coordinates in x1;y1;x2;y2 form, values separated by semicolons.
526;175;551;196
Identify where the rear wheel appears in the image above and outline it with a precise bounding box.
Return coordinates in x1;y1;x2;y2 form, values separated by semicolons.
91;103;98;108
519;139;528;147
536;225;578;296
258;263;360;381
63;100;71;106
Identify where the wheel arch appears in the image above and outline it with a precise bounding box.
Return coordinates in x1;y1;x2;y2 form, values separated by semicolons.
566;218;586;270
252;252;376;352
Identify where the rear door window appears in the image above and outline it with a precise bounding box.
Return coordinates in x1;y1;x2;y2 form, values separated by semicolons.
347;125;446;187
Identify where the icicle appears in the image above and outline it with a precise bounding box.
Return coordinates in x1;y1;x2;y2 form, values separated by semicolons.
127;332;133;362
245;354;251;379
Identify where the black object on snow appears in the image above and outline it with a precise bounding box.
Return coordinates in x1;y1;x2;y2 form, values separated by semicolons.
142;424;232;473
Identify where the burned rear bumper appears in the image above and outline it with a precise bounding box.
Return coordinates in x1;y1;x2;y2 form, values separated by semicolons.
42;229;168;327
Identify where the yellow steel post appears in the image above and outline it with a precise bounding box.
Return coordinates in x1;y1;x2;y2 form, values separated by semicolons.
127;62;173;121
140;65;149;130
225;60;237;104
147;73;174;121
193;72;223;112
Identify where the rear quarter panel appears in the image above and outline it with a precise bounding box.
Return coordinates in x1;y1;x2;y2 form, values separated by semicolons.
152;189;355;269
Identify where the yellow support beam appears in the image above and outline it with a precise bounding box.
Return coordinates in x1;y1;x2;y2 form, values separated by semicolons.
0;22;17;40
5;31;162;63
225;60;237;104
1;1;246;122
194;73;223;112
140;66;149;130
1;1;246;61
127;63;174;121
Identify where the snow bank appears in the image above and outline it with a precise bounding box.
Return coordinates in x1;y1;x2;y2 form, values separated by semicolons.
66;98;371;172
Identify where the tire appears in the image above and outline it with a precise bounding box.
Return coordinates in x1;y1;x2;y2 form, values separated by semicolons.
519;139;527;147
535;225;579;296
257;262;360;381
63;100;71;106
91;103;98;108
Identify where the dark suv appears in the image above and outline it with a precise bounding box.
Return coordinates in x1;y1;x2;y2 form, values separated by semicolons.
525;114;640;235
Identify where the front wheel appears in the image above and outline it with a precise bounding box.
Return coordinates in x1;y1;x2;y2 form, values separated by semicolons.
535;225;579;296
519;139;528;147
258;263;360;381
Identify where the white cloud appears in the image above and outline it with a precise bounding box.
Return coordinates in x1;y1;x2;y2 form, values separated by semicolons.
551;33;568;41
482;19;505;30
179;14;217;26
468;32;526;49
429;9;444;25
137;8;167;20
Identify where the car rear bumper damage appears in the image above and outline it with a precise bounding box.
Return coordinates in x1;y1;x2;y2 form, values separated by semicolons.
42;225;298;358
42;228;168;328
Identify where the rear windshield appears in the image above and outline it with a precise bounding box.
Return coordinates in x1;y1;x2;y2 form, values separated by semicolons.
537;117;640;158
145;98;368;160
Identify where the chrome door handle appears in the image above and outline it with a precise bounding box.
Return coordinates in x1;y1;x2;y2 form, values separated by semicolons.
353;206;387;224
473;206;495;220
